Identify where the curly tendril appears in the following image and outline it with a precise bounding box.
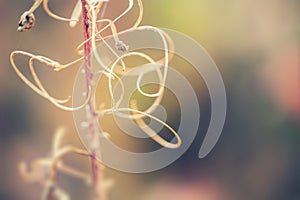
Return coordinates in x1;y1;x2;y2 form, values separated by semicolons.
10;51;90;111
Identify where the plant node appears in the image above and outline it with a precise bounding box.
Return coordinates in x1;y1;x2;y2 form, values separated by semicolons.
115;41;129;52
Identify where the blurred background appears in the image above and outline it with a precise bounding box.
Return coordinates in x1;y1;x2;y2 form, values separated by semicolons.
0;0;299;200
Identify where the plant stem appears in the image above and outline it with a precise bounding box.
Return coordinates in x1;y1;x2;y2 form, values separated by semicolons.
80;1;103;199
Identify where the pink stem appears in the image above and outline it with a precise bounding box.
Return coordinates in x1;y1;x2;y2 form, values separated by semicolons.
81;1;102;199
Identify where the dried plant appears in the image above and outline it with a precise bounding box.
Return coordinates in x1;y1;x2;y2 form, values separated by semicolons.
10;0;181;199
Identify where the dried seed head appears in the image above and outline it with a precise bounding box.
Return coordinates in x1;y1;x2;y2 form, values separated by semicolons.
18;11;35;32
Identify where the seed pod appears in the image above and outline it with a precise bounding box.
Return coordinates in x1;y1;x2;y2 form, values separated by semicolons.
18;11;35;32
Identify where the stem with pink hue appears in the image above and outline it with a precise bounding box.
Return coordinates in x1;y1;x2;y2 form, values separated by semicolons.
81;1;103;199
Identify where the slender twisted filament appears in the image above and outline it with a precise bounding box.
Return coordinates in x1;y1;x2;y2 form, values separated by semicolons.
10;51;90;111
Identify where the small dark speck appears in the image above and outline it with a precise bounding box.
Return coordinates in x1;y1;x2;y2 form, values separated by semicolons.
25;14;30;21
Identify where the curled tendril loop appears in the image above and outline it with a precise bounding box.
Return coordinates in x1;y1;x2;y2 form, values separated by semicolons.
10;51;90;111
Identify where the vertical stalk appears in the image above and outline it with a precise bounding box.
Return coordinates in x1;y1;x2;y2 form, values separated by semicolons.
80;1;103;199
